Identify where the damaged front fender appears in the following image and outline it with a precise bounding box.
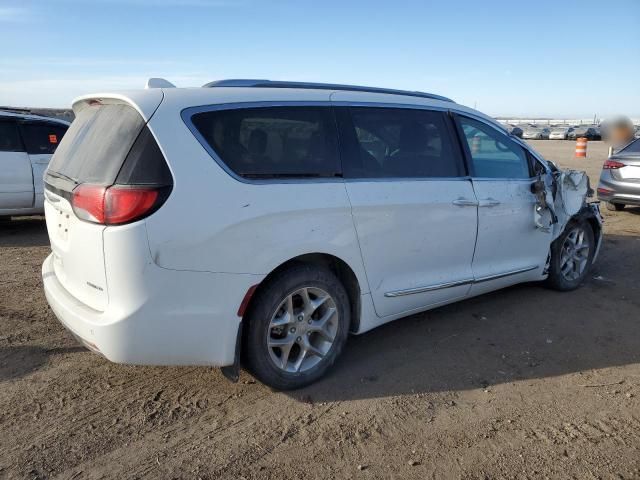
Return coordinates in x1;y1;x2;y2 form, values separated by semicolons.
534;167;603;263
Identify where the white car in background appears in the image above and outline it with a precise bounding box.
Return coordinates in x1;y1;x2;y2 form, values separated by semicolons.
522;127;550;140
549;127;574;140
0;111;69;217
41;79;602;390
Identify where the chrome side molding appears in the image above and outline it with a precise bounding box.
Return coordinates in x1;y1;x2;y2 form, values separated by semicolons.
384;265;539;298
384;278;474;297
474;265;539;283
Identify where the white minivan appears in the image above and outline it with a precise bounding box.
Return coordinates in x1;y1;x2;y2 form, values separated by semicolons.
0;111;69;217
42;80;602;389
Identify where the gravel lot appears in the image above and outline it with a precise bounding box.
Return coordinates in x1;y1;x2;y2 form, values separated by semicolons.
1;140;639;479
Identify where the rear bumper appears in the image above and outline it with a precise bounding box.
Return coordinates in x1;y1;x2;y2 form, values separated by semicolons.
597;173;640;205
43;253;263;366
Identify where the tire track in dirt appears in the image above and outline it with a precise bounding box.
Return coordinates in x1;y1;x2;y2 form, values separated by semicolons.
54;386;325;479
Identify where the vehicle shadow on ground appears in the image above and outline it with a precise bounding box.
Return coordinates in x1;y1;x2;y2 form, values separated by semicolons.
0;217;49;247
618;206;640;216
0;345;86;382
295;233;640;402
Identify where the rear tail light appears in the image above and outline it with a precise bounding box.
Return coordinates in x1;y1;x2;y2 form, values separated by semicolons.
72;184;167;225
603;159;625;169
597;187;613;195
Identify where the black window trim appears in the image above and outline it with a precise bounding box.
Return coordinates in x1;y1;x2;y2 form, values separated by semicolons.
182;101;346;185
183;101;549;184
452;112;536;180
336;104;468;181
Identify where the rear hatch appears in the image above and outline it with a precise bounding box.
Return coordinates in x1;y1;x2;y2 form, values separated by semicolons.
44;94;168;311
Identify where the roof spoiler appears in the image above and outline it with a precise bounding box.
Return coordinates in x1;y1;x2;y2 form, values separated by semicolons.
145;78;176;89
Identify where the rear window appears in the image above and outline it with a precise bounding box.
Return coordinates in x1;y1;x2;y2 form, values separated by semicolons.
190;106;340;178
48;103;145;184
21;122;68;155
619;138;640;154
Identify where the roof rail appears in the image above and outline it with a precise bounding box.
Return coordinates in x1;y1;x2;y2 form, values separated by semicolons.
202;79;453;103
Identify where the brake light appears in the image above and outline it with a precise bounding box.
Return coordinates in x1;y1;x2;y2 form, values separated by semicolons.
72;184;161;225
597;187;613;195
603;159;625;169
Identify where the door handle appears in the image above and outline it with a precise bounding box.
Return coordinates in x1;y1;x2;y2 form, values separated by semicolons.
452;198;479;207
478;198;501;208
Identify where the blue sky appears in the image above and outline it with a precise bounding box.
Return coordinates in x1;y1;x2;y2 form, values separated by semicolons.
1;0;639;117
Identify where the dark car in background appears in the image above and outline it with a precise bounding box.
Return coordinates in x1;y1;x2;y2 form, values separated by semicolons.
568;126;600;141
507;124;523;138
597;138;640;211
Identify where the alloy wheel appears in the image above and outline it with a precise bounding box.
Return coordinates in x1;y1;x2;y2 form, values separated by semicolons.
560;226;591;281
266;287;338;373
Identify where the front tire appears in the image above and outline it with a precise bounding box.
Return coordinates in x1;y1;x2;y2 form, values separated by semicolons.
244;264;350;390
546;220;595;291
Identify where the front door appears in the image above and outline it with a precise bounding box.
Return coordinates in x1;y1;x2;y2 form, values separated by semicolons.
455;115;551;295
335;105;478;318
0;120;33;209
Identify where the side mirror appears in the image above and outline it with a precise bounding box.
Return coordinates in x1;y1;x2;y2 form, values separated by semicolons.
531;177;545;195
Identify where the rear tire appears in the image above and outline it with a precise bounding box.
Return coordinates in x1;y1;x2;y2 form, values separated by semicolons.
606;202;625;211
244;264;350;390
545;219;595;291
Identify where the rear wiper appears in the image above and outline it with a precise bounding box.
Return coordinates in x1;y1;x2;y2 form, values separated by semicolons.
46;171;78;185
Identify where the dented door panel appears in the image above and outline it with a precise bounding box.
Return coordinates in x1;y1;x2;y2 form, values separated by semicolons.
469;178;551;295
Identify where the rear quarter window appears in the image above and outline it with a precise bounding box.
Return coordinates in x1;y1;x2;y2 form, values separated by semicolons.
190;106;341;179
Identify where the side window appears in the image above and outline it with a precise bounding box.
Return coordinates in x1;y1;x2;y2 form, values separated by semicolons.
20;123;68;155
0;120;24;152
343;107;463;178
457;116;531;179
191;107;340;178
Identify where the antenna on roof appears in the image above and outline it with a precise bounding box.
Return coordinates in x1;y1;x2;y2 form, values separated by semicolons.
145;78;176;89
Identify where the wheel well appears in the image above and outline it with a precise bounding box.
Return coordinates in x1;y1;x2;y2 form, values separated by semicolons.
574;206;601;245
244;254;362;334
585;215;601;241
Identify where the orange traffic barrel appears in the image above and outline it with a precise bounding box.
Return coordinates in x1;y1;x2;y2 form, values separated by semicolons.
575;137;588;157
471;135;482;155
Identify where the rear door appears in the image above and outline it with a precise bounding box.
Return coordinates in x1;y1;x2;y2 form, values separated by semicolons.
0;119;33;209
454;114;551;294
336;106;478;318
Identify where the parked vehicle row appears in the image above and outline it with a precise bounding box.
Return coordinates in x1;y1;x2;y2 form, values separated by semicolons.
505;123;603;141
41;79;602;389
0;111;69;217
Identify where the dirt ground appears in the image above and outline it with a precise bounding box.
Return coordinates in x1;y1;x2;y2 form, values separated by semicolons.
1;140;639;480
